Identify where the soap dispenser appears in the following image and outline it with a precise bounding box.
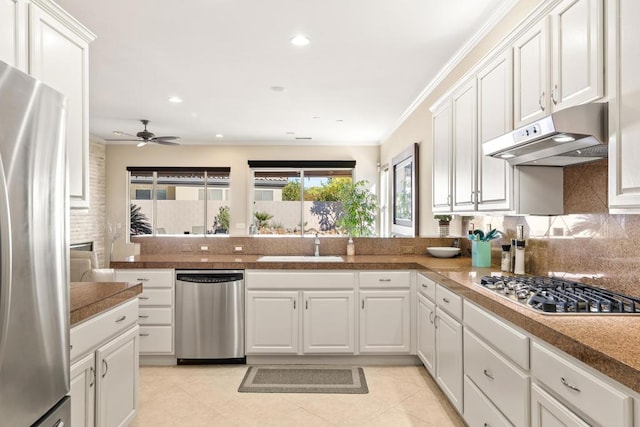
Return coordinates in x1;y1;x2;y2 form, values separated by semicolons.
347;237;355;256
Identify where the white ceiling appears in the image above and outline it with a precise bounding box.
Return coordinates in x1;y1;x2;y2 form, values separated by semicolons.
56;0;514;146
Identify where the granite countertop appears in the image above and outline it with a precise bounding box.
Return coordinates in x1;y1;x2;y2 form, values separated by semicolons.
70;281;143;326
110;254;640;394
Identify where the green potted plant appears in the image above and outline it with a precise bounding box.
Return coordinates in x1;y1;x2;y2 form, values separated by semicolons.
130;203;152;235
253;211;273;232
434;214;452;237
213;205;230;234
336;180;377;237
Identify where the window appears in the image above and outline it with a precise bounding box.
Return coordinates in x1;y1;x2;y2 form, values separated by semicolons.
248;161;357;236
128;167;230;236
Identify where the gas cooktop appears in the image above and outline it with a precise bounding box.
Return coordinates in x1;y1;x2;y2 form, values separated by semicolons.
478;275;640;315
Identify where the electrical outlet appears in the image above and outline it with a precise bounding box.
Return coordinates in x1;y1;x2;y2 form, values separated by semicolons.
199;245;209;252
401;246;414;254
180;244;193;252
233;245;244;253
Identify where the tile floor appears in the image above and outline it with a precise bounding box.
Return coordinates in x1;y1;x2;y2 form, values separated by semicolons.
131;365;465;426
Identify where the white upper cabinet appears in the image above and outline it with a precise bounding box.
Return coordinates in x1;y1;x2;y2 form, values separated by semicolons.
513;18;551;127
451;79;477;212
28;0;95;209
477;50;513;211
514;0;603;128
432;101;453;212
608;0;640;211
550;0;604;110
0;0;25;69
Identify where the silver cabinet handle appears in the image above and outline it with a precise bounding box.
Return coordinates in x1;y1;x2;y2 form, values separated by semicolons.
89;366;95;387
447;194;452;206
115;315;126;323
483;369;494;380
442;297;450;304
102;360;108;378
421;283;428;288
362;299;365;309
139;315;149;319
140;333;150;337
551;84;558;105
138;296;149;300
53;421;64;427
136;278;149;281
539;92;546;111
293;300;296;310
428;311;434;324
484;423;490;427
305;300;308;310
378;278;391;282
560;377;581;392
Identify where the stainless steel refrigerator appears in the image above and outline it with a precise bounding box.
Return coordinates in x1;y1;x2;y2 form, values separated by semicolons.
0;60;70;426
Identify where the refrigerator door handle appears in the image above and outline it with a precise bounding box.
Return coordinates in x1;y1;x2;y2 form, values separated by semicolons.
0;155;12;367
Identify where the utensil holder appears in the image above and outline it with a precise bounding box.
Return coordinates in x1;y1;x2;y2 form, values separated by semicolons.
471;241;492;267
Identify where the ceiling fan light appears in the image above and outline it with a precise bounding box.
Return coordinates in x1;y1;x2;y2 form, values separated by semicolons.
136;141;147;147
290;35;310;46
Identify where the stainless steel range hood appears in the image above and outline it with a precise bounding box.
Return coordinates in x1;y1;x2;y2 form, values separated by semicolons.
482;103;608;166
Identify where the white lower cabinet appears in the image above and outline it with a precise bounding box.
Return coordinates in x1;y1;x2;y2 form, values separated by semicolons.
464;375;513;427
359;289;411;353
531;383;589;427
435;307;463;412
70;298;139;427
246;290;299;354
303;291;355;353
416;293;436;375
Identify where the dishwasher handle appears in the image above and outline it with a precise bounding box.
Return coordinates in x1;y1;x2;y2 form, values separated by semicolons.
176;273;244;283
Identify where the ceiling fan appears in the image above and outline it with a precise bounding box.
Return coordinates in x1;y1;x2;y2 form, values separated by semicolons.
106;119;180;147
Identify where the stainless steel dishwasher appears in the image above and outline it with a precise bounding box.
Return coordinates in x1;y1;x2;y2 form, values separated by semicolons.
176;270;245;364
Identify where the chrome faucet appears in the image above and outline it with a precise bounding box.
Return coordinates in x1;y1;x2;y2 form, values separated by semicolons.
314;233;320;256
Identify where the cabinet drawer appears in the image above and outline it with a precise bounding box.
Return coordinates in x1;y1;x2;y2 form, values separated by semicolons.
464;300;529;369
531;342;633;427
138;288;172;306
115;269;174;288
464;329;529;427
464;375;513;427
139;326;173;354
138;307;172;325
417;273;436;301
71;298;138;362
359;271;410;288
246;271;355;290
435;284;462;320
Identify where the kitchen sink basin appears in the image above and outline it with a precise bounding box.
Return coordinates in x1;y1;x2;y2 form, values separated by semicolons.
257;255;344;262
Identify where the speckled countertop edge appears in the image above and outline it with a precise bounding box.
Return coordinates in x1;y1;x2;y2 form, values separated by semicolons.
70;281;143;326
111;254;640;394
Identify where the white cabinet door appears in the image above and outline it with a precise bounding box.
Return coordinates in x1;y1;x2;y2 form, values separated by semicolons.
452;79;477;212
608;0;640;210
531;383;589;427
514;18;550;127
477;50;513;211
0;0;24;69
70;352;96;427
417;293;436;375
28;1;93;208
550;0;603;110
432;101;452;212
95;326;138;427
435;307;463;412
246;291;299;354
359;290;410;353
303;291;355;354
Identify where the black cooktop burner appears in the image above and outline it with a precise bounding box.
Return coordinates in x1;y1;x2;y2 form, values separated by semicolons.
479;275;640;314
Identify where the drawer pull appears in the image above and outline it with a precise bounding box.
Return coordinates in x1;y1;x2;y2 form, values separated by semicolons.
421;283;428;288
428;311;434;324
138;296;149;300
378;278;392;282
442;297;450;304
102;360;108;378
136;278;150;281
140;333;150;337
115;315;126;323
483;369;494;380
139;315;149;319
89;366;95;387
560;377;581;392
484;423;490;427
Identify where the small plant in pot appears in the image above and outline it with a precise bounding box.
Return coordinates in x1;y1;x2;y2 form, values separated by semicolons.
434;214;452;237
213;205;230;234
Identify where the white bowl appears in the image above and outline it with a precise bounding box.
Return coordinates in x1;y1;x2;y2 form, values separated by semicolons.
427;247;461;258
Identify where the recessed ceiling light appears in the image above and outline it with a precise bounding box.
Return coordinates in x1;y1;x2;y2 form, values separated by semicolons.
295;137;312;140
500;153;515;159
113;131;123;136
215;133;224;138
553;135;575;143
271;86;286;92
290;35;310;46
168;96;183;103
312;116;320;119
286;131;296;135
336;119;344;122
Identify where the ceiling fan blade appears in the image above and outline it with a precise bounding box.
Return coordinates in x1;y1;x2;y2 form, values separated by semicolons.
152;136;180;141
104;138;144;142
154;139;180;146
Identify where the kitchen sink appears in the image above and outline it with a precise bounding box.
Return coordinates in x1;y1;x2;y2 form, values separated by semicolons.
257;255;344;262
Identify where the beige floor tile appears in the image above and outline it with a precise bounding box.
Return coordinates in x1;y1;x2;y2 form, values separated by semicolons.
364;407;431;427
